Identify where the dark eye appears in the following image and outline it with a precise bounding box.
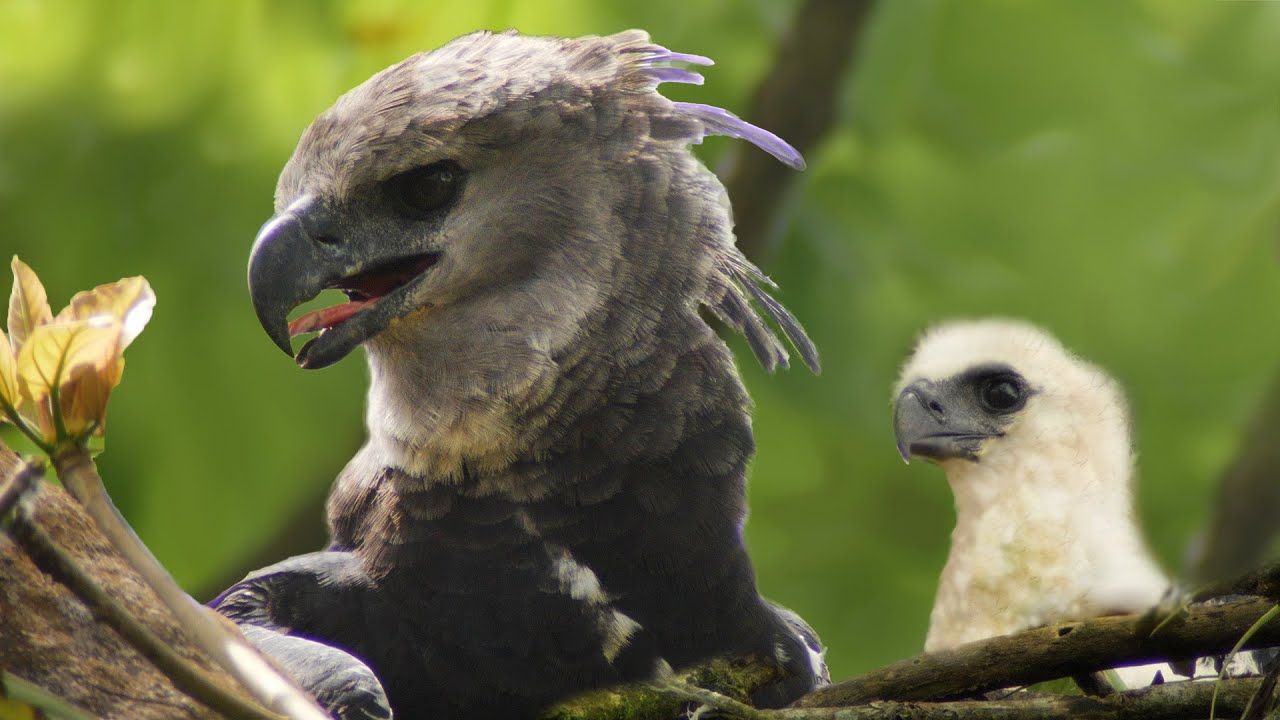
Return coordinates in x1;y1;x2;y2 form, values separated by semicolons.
388;161;463;216
978;375;1025;413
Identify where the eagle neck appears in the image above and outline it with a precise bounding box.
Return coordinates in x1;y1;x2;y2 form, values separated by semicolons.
925;436;1168;652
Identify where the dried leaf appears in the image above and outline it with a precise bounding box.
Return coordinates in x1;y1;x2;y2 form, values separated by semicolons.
7;257;53;353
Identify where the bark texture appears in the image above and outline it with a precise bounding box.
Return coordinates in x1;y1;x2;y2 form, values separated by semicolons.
0;449;256;720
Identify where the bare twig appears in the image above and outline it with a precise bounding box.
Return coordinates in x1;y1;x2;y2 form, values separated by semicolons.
795;596;1280;708
10;492;283;720
53;446;329;720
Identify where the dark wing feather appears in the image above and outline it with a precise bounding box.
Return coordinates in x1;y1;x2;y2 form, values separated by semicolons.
708;255;820;374
738;275;820;373
708;277;789;372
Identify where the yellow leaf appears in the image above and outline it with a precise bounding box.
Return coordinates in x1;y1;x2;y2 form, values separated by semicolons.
16;321;119;411
59;360;119;438
54;276;155;351
0;330;17;409
7;257;53;353
2;267;156;444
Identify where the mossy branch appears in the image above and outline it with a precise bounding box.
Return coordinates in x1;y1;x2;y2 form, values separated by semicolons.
797;595;1280;708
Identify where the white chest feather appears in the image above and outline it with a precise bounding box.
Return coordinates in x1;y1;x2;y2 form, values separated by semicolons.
925;441;1168;653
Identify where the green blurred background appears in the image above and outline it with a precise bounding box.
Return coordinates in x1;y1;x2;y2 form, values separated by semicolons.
2;0;1280;680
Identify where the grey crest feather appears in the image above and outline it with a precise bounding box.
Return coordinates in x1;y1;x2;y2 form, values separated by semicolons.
625;33;819;374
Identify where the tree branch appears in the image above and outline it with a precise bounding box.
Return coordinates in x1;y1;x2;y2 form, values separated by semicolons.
2;462;236;718
52;446;329;720
1192;560;1280;603
796;596;1280;708
10;485;284;720
727;0;874;265
780;678;1263;720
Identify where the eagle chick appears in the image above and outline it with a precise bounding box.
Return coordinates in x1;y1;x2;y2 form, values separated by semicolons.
893;319;1170;682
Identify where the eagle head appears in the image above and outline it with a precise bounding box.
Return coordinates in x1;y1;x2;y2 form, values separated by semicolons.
892;318;1130;475
247;29;816;472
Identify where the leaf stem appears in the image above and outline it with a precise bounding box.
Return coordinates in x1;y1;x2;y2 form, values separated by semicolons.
0;399;51;454
53;445;331;720
48;381;68;444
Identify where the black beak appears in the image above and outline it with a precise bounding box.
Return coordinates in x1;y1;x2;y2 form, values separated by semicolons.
247;198;440;370
893;381;1001;464
248;203;334;358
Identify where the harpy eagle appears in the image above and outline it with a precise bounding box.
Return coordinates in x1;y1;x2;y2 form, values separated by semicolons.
213;29;826;718
892;319;1265;687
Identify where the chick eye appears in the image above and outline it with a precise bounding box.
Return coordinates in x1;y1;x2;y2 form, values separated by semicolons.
978;375;1025;413
388;161;463;216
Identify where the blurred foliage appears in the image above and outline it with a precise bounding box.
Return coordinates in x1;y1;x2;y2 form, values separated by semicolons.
2;0;1279;682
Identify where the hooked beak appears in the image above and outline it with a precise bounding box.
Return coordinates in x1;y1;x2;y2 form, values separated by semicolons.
893;382;1002;464
248;207;324;358
247;197;439;370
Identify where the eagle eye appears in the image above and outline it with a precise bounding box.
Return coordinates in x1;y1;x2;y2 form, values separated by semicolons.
977;375;1025;413
387;161;463;216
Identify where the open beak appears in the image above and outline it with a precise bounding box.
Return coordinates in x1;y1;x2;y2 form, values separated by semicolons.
248;199;438;369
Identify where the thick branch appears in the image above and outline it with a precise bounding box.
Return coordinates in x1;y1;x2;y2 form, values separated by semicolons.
796;596;1280;707
11;494;283;720
1193;560;1280;602
53;447;328;720
548;664;1267;720
727;0;873;265
781;678;1262;720
543;655;783;720
2;468;235;718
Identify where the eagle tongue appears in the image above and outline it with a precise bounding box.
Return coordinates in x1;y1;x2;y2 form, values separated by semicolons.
288;298;377;338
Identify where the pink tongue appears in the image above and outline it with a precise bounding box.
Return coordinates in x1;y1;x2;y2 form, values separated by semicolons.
288;298;377;338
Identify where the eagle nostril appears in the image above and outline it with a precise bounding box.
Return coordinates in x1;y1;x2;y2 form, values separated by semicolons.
928;400;944;415
312;234;342;247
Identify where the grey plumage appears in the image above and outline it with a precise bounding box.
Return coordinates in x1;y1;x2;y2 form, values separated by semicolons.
217;29;823;718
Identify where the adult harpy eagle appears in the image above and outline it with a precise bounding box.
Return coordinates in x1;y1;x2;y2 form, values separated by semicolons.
891;319;1262;687
214;29;825;719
